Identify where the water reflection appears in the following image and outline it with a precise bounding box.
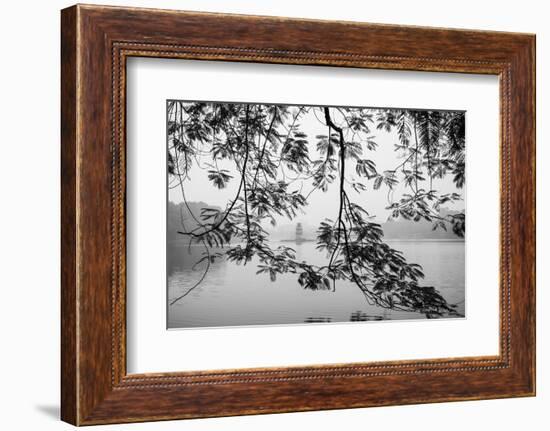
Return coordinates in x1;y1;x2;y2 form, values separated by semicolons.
349;311;385;322
167;240;465;329
304;317;333;323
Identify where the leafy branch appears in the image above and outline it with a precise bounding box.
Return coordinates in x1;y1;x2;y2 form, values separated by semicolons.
168;101;464;316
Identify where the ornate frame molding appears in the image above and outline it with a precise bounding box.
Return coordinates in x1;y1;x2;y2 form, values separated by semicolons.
61;5;535;425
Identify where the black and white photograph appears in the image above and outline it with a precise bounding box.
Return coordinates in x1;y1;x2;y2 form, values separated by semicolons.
167;100;466;329
0;0;542;428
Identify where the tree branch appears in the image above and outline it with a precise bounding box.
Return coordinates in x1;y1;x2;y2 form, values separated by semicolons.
324;107;346;280
243;105;252;244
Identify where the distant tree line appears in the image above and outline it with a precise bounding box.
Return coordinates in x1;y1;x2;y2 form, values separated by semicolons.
167;101;465;316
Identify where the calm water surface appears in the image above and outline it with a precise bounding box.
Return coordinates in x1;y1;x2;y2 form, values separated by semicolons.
167;240;465;328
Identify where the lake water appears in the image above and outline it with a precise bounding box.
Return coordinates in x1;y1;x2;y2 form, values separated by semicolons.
167;240;465;329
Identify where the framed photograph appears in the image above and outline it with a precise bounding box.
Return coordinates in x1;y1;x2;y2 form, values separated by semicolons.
165;100;467;329
61;4;536;425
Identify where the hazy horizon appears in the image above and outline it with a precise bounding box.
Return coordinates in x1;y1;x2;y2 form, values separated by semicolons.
167;100;466;328
168;107;464;225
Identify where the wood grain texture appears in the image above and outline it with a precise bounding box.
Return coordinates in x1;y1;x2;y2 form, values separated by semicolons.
60;5;78;425
60;4;536;425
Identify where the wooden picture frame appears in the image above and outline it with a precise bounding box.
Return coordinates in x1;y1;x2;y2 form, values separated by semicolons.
61;4;536;425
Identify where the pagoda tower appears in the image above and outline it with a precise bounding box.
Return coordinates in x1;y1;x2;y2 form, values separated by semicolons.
295;223;304;243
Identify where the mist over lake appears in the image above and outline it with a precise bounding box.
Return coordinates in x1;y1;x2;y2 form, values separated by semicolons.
168;239;465;329
167;101;466;329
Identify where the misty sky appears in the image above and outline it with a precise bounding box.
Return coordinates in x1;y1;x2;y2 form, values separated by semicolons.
168;104;464;228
